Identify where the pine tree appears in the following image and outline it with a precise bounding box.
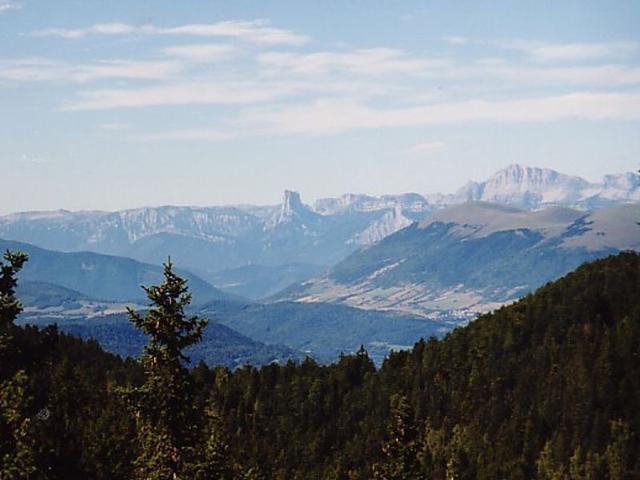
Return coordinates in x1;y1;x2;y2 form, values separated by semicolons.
0;250;28;333
373;394;420;480
0;251;35;479
192;406;235;480
122;259;208;480
604;420;633;480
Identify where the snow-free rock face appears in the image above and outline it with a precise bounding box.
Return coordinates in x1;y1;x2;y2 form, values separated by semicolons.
314;193;430;216
451;164;590;209
448;164;640;210
116;206;260;242
354;206;413;245
265;190;320;229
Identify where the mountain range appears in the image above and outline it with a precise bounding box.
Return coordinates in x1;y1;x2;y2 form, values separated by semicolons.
3;233;445;365
274;202;640;318
4;164;640;366
2;164;638;299
0;238;234;305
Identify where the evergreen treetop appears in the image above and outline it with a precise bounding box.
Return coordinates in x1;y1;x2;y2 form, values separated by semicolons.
0;250;28;330
127;258;207;369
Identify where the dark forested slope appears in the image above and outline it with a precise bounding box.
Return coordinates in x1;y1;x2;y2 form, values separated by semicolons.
2;252;639;479
205;251;640;478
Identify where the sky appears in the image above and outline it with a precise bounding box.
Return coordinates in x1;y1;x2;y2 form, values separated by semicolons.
1;0;639;214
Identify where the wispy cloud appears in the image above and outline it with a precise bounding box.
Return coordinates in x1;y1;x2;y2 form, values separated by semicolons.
162;44;238;62
238;93;640;135
468;63;640;87
443;36;470;46
258;46;640;87
33;20;309;45
60;78;382;111
446;36;640;63
0;0;21;13
138;129;235;142
62;81;287;110
0;58;183;83
502;40;640;62
258;48;443;76
403;141;446;155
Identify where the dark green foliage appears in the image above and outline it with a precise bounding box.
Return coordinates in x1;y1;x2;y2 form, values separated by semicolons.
2;251;639;478
36;314;300;369
0;370;36;480
120;259;215;479
202;300;444;364
373;394;420;480
0;250;28;330
0;250;36;480
127;258;207;365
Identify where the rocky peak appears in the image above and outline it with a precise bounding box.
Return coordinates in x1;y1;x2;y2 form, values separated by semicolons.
600;172;640;190
485;164;562;191
265;190;318;229
282;190;305;217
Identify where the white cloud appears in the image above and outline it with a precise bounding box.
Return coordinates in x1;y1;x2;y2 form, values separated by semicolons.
502;40;640;62
32;23;141;39
443;36;470;45
258;48;443;75
138;129;235;142
162;44;238;62
60;77;385;111
62;81;286;110
0;58;183;83
404;142;446;154
445;36;640;62
257;47;640;87
472;63;640;87
33;20;309;45
0;1;20;13
238;93;640;135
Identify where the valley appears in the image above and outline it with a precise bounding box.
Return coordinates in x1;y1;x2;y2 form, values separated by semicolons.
4;165;639;367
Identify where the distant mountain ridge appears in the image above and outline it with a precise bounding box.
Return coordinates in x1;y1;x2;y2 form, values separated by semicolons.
1;165;638;296
0;238;233;304
443;164;640;210
273;202;640;318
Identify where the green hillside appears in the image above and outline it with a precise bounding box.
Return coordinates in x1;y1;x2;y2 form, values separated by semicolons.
0;238;235;304
1;252;638;478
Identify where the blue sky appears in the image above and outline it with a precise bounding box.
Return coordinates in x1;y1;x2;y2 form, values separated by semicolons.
1;0;639;214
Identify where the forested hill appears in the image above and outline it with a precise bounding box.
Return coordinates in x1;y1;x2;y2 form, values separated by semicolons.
210;251;640;478
1;252;639;478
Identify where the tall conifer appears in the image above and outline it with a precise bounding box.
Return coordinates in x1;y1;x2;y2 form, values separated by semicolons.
123;259;208;480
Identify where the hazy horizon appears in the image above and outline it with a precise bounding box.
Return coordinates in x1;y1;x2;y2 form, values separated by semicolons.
1;162;639;216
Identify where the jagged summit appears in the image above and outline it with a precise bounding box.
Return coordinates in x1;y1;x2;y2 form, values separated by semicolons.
485;164;585;191
452;164;592;209
265;190;319;229
282;190;305;216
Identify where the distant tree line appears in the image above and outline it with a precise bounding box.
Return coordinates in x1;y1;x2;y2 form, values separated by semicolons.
1;250;639;479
